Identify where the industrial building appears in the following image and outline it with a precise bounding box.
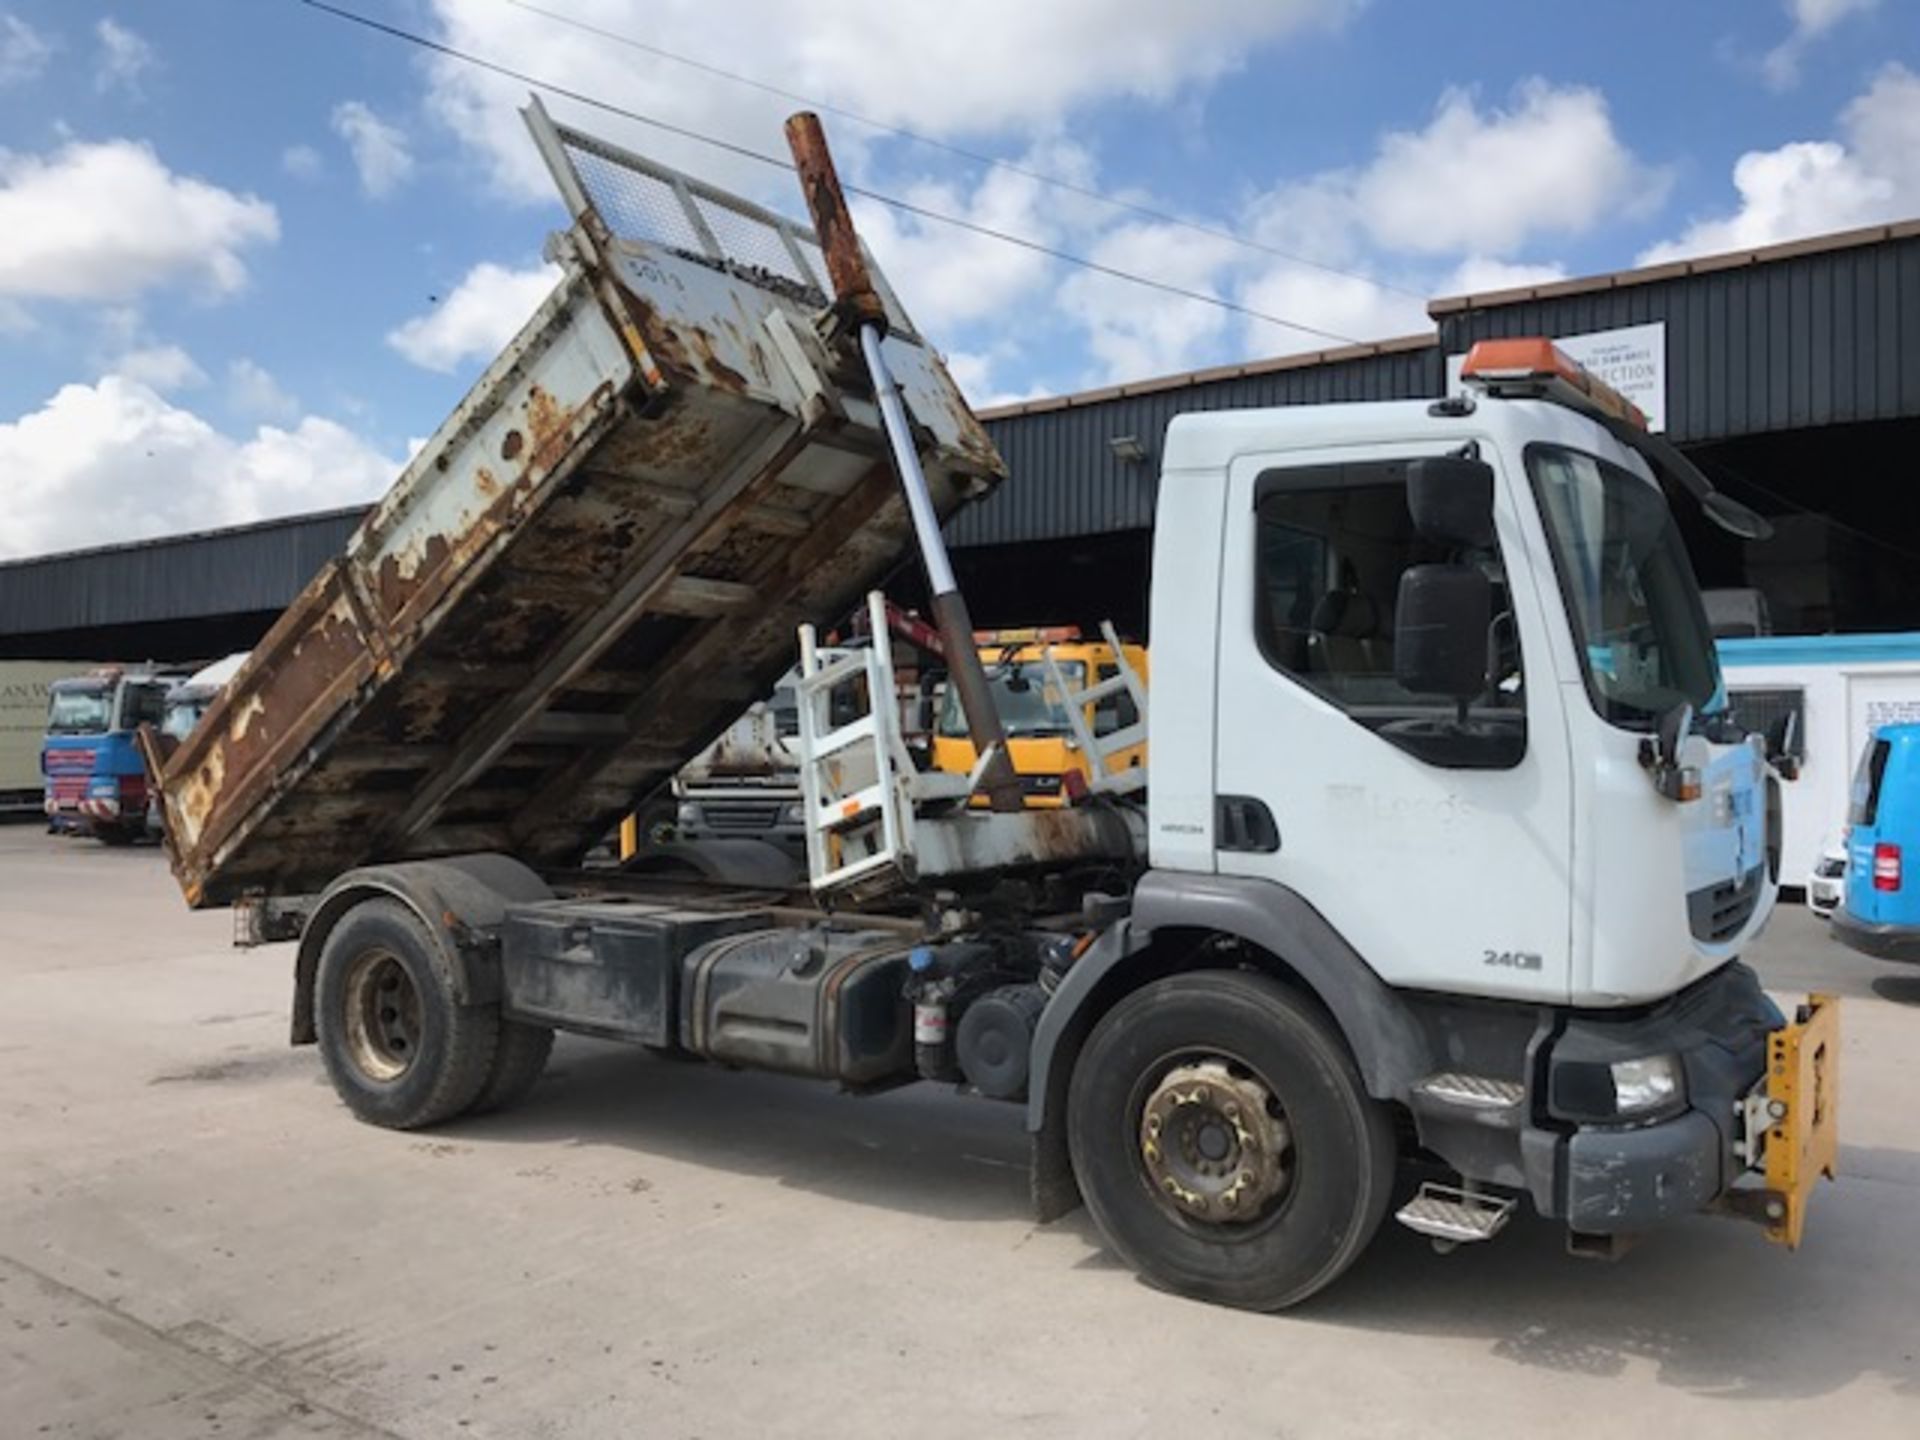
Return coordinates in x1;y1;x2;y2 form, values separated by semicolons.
5;218;1918;660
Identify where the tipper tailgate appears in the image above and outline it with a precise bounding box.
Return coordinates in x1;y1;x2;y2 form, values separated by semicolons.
153;104;1001;905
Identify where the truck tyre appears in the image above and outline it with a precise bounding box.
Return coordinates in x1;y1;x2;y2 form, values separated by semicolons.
314;899;499;1129
467;1021;555;1116
1067;970;1395;1311
95;823;138;847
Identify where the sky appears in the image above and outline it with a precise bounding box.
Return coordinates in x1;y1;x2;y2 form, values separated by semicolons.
1;0;1917;559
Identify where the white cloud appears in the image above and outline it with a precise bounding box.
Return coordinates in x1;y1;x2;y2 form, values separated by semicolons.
401;3;1631;395
420;0;1355;202
1641;63;1920;263
0;14;50;88
227;358;300;422
0;138;278;302
331;100;414;198
853;141;1103;334
0;374;398;560
1058;221;1243;383
386;260;559;372
1441;256;1570;296
94;18;154;95
281;143;324;181
1763;0;1877;90
112;345;205;393
1343;81;1663;257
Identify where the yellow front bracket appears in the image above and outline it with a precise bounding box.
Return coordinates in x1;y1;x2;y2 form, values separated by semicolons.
1761;993;1840;1248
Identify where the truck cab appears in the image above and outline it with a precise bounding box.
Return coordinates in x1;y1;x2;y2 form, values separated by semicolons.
930;630;1149;805
43;665;185;843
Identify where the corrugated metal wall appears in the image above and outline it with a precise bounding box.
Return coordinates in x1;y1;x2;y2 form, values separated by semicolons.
1435;233;1920;444
955;344;1444;547
0;508;366;637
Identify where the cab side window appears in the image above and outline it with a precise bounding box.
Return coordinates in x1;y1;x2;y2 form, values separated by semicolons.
1253;459;1525;768
1092;663;1140;737
121;683;167;730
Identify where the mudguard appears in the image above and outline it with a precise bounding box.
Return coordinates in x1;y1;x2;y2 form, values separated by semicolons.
289;854;554;1045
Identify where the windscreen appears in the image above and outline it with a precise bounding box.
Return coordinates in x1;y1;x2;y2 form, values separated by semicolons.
938;661;1086;738
47;686;111;735
1850;738;1891;827
162;696;210;742
1527;444;1720;731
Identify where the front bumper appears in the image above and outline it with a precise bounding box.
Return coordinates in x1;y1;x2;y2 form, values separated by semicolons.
1831;907;1920;963
1557;989;1840;1245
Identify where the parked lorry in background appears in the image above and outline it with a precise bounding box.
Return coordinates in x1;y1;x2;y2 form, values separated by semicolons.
930;627;1148;805
0;660;89;819
160;654;251;750
44;664;188;842
146;106;1837;1311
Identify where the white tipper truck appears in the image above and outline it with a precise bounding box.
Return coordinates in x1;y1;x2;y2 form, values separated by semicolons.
148;105;1837;1311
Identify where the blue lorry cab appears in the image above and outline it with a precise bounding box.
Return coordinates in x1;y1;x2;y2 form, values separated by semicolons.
41;666;183;844
1833;722;1920;962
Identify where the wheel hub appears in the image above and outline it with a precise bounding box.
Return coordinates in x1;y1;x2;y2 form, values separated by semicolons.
342;949;422;1083
1139;1060;1292;1223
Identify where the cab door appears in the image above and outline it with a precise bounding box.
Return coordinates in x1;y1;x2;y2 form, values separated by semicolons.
1211;442;1575;1001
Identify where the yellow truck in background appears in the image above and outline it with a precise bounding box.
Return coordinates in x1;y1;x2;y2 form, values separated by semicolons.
931;627;1148;806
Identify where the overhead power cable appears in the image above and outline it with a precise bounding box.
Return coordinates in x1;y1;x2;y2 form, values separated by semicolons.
293;0;1369;347
494;0;1427;303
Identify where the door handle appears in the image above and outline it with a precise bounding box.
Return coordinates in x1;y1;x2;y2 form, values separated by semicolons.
1216;795;1280;853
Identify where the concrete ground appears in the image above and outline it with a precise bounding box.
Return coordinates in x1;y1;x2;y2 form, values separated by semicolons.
2;827;1915;1440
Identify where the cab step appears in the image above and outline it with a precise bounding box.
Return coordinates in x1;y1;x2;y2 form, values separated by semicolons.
1395;1182;1516;1245
1410;1072;1525;1111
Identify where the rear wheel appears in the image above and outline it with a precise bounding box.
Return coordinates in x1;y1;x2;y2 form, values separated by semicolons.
314;899;498;1129
468;1020;554;1116
95;823;138;847
1067;970;1395;1311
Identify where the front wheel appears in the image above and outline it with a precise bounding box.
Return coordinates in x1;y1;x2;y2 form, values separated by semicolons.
1067;970;1396;1311
314;899;500;1129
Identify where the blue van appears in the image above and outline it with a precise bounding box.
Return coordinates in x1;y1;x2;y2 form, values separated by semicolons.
1833;722;1920;962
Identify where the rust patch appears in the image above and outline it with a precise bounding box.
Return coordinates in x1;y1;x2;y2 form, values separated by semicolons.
525;384;569;466
501;429;524;461
687;328;750;393
474;466;501;498
376;532;453;619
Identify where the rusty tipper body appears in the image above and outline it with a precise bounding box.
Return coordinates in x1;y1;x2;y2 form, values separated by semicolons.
151;102;1000;906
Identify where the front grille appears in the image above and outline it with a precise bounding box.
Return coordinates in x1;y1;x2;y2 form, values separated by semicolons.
699;800;784;831
1688;866;1764;944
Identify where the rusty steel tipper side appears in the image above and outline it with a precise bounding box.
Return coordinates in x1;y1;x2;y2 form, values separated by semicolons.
153;103;1002;907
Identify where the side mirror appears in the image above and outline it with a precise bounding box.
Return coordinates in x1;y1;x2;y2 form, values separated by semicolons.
1407;456;1496;549
1395;564;1492;700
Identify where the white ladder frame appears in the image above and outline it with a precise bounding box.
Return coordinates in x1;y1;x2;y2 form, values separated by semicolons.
1040;620;1148;797
795;591;973;895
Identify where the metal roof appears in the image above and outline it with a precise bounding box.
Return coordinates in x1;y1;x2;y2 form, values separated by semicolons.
959;337;1443;546
1433;221;1920;444
0;507;368;637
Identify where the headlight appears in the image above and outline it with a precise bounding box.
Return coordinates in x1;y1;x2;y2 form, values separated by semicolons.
1610;1054;1683;1115
1549;1051;1686;1122
781;802;807;825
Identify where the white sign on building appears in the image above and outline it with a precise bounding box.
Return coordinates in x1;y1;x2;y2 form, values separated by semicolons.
1448;321;1669;432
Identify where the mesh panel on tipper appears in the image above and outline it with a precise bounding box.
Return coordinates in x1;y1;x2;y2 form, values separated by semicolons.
556;126;827;297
